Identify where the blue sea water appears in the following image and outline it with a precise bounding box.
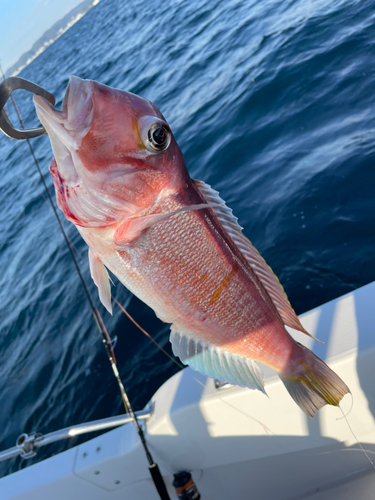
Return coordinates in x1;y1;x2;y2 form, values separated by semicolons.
1;0;375;477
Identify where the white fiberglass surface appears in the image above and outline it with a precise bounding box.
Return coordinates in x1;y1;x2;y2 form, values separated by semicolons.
1;282;375;500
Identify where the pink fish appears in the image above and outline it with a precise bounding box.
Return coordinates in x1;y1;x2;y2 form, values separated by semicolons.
34;77;349;417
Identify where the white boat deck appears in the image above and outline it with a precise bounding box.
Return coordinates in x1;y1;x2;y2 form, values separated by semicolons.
1;282;375;500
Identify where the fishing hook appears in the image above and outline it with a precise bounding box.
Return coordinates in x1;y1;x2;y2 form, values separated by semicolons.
0;77;55;140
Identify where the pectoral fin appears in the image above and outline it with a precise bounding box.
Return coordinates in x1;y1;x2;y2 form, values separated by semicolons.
193;179;321;343
114;213;174;247
114;203;219;248
88;249;112;314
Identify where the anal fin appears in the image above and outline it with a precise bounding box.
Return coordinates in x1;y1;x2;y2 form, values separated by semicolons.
170;327;266;394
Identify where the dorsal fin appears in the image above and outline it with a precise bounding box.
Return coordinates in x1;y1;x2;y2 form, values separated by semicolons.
193;179;320;342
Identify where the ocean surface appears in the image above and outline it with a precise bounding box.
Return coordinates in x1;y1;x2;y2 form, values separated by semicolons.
1;0;375;478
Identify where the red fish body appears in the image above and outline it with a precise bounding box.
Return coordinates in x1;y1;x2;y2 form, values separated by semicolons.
34;77;349;416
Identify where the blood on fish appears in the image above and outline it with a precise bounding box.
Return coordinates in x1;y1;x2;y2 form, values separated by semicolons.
49;158;80;225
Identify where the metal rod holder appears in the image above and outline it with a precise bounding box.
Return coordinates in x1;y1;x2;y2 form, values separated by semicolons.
0;407;152;463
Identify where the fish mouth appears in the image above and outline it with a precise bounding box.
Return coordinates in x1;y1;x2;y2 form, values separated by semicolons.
33;76;94;153
33;77;140;227
62;76;94;132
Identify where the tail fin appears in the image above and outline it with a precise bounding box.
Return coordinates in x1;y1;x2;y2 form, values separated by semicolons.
279;346;350;417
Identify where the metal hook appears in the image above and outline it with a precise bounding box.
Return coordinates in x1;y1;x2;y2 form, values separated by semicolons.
0;77;55;140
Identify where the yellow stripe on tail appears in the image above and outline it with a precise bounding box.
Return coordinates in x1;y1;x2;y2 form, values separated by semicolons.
279;344;350;417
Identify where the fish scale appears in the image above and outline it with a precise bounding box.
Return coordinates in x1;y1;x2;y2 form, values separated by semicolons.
34;76;350;416
92;192;290;367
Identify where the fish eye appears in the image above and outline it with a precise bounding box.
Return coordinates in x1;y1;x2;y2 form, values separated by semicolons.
147;122;171;152
138;116;172;153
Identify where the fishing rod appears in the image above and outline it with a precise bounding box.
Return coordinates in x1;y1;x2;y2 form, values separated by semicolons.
0;68;171;500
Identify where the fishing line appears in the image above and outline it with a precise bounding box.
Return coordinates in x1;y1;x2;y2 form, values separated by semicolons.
114;298;185;370
339;406;375;471
46;214;182;370
56;232;180;370
0;67;171;500
51;221;183;370
336;394;354;419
